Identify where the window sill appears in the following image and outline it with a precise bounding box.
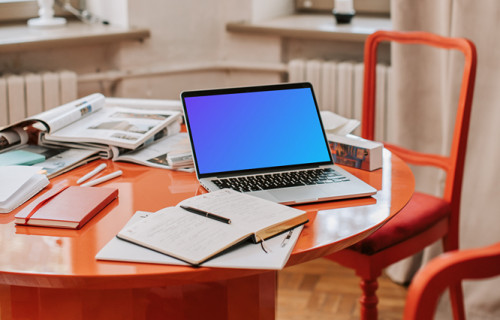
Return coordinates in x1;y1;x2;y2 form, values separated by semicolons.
226;13;392;42
0;21;150;53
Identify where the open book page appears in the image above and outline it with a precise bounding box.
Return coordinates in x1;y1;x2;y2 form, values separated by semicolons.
178;189;307;241
43;106;181;150
118;206;250;265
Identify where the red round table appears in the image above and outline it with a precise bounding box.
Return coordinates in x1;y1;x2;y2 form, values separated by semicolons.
0;149;414;320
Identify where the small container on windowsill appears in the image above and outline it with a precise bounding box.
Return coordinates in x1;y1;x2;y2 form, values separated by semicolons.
333;0;355;24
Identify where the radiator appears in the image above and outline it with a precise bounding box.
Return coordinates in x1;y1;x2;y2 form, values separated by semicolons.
288;59;391;140
0;70;78;126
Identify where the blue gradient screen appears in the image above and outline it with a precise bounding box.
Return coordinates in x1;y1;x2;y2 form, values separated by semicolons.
184;87;332;175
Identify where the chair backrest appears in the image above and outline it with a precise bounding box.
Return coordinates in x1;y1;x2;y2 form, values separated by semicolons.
403;241;500;319
362;30;477;249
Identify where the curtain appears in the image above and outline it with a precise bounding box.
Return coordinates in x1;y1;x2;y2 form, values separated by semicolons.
387;0;500;319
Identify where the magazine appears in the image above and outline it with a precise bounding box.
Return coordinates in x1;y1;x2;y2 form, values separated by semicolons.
0;93;183;160
112;131;194;172
9;144;100;179
0;127;29;153
39;95;182;150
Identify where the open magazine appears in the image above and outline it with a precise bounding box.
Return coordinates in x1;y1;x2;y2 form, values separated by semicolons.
112;131;194;172
1;93;183;158
0;94;186;175
37;94;182;150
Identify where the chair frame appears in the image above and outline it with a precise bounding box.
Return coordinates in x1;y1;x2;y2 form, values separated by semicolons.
404;242;500;319
326;30;477;320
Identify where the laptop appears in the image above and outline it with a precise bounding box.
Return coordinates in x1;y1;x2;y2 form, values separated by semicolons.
181;82;377;205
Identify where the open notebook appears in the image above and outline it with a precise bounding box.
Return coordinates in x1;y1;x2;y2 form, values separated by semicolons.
115;189;308;266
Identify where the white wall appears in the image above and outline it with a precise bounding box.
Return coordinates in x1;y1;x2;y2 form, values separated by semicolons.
113;0;286;99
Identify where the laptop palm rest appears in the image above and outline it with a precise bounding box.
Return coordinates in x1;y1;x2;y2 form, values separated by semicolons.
246;181;375;205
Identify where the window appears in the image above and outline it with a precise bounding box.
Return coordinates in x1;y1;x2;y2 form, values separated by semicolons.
295;0;390;16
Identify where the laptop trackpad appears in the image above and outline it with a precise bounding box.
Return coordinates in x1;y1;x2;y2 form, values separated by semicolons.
246;190;282;203
249;187;319;204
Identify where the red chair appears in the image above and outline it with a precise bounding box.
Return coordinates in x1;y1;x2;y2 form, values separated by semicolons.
324;30;477;320
404;241;500;319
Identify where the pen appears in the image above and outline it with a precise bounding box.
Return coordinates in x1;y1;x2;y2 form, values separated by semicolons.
81;170;122;187
180;205;231;224
77;163;107;184
281;229;294;247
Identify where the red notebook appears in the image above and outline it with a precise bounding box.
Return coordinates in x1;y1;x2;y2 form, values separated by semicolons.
15;185;118;229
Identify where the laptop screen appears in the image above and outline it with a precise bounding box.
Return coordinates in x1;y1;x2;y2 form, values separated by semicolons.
182;83;332;177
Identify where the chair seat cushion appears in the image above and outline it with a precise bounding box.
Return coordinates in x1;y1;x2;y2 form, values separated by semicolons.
350;192;451;255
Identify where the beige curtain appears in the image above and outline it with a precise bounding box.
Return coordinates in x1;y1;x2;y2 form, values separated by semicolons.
386;0;500;319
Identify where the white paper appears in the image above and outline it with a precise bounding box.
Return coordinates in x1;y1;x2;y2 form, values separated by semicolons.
320;110;360;136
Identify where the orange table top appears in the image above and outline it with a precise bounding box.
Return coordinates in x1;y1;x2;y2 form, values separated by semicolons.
0;149;414;289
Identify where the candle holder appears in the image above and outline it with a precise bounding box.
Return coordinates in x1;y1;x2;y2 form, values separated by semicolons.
333;10;355;24
28;0;66;28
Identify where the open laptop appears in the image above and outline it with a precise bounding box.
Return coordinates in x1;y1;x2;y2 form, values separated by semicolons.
181;82;377;205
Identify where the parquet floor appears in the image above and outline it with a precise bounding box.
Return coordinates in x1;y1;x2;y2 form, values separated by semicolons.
277;258;408;320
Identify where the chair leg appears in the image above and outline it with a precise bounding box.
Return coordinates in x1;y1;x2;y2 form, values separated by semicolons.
442;236;466;320
359;277;379;320
449;282;466;320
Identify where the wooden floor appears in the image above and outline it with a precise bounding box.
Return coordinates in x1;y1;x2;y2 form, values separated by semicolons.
277;258;408;320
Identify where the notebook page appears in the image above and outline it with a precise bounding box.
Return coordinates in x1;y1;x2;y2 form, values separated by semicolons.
178;189;305;233
118;206;249;264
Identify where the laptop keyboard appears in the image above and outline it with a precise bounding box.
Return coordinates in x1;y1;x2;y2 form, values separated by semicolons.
211;168;350;193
